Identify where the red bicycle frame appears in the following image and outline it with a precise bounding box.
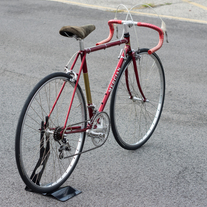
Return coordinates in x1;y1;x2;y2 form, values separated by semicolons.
67;37;131;128
48;19;164;134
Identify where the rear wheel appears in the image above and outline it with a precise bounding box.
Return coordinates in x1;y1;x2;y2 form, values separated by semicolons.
15;72;87;193
110;48;165;150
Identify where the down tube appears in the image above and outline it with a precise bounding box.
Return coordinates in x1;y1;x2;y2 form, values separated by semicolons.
98;53;126;112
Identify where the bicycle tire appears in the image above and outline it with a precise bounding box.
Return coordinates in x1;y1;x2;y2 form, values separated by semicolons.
110;48;165;150
15;72;87;193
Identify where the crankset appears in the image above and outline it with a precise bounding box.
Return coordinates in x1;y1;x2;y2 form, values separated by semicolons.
87;111;110;147
63;112;110;159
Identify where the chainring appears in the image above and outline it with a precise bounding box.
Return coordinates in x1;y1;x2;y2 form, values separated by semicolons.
87;112;110;147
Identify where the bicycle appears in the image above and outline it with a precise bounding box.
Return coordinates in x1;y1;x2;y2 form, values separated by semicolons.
15;5;167;194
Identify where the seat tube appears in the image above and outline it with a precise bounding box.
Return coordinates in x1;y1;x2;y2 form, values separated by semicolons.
81;51;93;118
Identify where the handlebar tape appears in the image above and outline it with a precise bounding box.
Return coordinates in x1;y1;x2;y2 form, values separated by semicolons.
96;20;164;54
137;22;164;54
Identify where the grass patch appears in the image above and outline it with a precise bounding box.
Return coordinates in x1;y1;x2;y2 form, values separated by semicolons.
110;9;127;13
109;2;172;13
135;3;172;9
142;3;156;8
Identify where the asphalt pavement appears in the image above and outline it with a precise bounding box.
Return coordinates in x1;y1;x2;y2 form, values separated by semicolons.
1;0;207;206
49;0;207;24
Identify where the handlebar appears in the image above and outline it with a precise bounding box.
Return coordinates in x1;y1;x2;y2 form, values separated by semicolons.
96;20;164;55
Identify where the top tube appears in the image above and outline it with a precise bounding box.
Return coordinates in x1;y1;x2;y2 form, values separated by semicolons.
85;38;128;54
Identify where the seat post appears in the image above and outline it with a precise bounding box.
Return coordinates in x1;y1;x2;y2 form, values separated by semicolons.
79;39;85;51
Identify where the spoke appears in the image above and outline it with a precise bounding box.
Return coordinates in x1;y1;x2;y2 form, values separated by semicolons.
26;110;42;126
24;123;41;133
34;96;48;119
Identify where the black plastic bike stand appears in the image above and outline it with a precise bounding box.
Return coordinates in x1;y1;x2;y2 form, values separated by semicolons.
24;118;82;202
25;186;82;202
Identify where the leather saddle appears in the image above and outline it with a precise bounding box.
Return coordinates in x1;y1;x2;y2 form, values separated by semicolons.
59;24;95;39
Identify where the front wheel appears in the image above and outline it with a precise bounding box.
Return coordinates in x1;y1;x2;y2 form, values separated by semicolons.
15;72;87;193
110;48;165;150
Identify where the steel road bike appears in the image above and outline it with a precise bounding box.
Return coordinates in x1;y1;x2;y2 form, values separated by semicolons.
15;9;166;194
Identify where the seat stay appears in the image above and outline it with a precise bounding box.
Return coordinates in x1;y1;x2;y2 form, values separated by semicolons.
63;53;87;129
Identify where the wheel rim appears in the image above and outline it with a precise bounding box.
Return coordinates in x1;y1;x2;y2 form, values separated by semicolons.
112;51;165;148
17;74;86;191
